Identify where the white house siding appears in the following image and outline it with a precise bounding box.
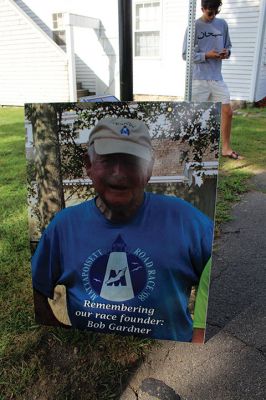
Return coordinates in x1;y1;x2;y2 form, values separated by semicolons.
219;0;261;101
254;0;266;101
0;0;69;105
10;0;120;98
77;0;119;97
71;2;119;97
75;52;96;94
133;0;188;98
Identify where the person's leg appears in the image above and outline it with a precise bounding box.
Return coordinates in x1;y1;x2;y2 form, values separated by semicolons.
211;81;243;159
221;102;233;156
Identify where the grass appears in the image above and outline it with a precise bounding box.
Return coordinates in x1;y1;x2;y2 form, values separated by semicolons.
215;107;266;227
0;107;152;399
0;106;265;399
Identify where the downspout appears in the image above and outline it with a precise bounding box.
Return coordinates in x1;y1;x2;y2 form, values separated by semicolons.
250;0;266;102
118;0;133;101
64;13;77;102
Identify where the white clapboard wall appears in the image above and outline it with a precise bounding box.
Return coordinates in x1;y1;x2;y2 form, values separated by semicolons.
220;0;265;101
0;0;69;105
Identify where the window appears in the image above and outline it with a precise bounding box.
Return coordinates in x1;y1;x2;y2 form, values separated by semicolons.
134;1;161;57
52;13;66;46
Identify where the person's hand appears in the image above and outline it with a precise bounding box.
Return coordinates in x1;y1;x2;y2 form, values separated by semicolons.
219;48;229;59
205;49;220;60
192;328;205;344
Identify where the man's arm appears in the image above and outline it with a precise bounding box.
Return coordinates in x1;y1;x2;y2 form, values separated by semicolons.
182;28;220;63
219;20;232;60
224;20;232;55
182;29;188;61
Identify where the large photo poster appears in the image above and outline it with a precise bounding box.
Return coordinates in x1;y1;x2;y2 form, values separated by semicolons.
25;101;220;342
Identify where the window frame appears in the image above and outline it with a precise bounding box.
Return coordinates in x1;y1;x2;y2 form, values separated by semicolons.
133;0;162;60
52;13;66;46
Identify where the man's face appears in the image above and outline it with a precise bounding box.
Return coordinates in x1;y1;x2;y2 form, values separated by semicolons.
86;152;153;212
201;7;220;22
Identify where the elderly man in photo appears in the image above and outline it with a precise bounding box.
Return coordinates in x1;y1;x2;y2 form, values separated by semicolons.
32;117;213;343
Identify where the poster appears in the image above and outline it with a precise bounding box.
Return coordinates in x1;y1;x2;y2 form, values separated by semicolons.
25;101;220;342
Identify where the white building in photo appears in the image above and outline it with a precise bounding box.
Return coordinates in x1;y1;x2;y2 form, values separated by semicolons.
0;0;265;105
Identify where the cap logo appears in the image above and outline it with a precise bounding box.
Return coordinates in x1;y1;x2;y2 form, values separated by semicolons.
120;126;130;136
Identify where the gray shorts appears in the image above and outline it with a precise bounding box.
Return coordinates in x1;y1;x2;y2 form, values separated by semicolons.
192;80;230;104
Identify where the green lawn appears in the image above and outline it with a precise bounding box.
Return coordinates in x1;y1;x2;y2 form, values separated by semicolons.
0;108;152;399
0;106;265;399
215;107;266;226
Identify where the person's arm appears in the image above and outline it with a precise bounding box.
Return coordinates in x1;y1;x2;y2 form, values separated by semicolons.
205;50;221;60
182;28;219;63
220;20;232;59
182;29;188;61
192;258;212;343
31;218;70;327
33;288;68;327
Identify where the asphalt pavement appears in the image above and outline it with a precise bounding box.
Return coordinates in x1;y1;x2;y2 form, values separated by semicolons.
120;171;266;400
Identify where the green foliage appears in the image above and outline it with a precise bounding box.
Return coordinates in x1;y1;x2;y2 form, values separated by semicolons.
215;106;266;228
0;107;37;397
54;101;220;184
215;172;251;226
230;108;266;170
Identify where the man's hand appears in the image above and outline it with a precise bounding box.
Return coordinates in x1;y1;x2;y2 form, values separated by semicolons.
219;48;230;59
205;49;220;60
192;328;205;344
205;49;230;60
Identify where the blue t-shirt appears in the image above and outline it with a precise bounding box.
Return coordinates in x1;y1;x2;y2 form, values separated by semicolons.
32;193;213;342
182;17;232;81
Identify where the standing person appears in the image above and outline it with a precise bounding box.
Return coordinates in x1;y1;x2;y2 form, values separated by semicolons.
31;117;214;342
183;0;242;160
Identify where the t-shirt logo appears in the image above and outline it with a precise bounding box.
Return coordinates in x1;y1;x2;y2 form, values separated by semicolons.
100;250;134;300
105;267;127;286
82;235;156;302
